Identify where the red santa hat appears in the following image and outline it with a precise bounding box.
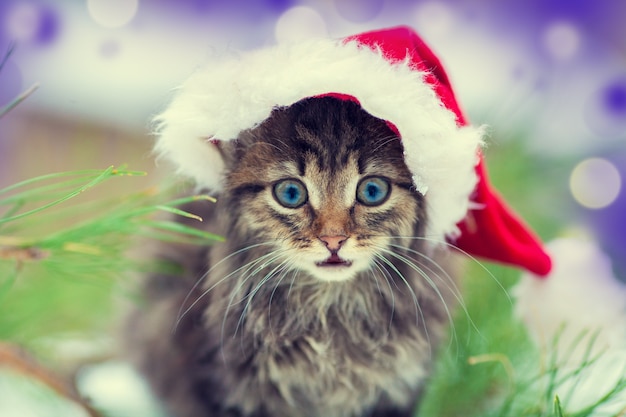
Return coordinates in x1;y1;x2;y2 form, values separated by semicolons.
154;25;552;278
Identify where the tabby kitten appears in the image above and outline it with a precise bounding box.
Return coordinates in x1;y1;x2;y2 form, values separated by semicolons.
125;97;460;417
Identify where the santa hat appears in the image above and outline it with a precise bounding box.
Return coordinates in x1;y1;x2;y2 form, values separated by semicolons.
154;25;552;278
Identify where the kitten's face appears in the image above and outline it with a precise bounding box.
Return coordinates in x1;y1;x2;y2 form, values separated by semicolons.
222;97;426;282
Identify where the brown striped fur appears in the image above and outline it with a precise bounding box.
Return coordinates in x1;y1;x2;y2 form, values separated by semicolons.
125;97;461;417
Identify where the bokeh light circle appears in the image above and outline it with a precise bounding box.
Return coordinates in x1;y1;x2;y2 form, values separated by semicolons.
603;81;626;116
584;77;626;137
4;2;59;44
5;2;41;40
543;21;580;60
583;154;626;280
570;158;622;209
274;6;327;43
100;39;121;58
87;0;138;28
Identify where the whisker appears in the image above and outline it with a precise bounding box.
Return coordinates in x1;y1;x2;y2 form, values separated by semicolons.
408;235;514;348
370;258;396;336
372;252;427;349
286;265;298;300
234;259;292;355
387;244;463;310
174;242;274;331
235;258;289;337
388;243;458;290
367;260;385;298
388;242;480;343
376;246;459;352
369;135;401;154
220;250;285;341
266;262;297;340
390;234;512;306
178;248;277;334
216;250;287;363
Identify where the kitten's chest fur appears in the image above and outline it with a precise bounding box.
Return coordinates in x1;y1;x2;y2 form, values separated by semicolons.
207;272;431;417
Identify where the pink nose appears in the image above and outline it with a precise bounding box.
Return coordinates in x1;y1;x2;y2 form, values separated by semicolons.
319;235;348;252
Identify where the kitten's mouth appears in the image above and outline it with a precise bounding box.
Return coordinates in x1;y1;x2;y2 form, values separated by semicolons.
315;254;353;268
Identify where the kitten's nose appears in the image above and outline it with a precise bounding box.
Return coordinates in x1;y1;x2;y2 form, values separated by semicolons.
319;235;348;252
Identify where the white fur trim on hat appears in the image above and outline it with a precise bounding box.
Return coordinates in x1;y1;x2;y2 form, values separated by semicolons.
153;37;484;242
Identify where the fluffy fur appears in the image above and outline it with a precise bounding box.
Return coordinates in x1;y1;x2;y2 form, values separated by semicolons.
153;35;484;243
126;98;462;417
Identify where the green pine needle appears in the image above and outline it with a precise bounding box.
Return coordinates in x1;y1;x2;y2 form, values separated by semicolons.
554;396;564;417
0;166;146;225
0;167;222;344
0;83;40;119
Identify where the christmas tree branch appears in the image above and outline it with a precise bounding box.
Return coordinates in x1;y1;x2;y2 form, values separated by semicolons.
0;83;39;119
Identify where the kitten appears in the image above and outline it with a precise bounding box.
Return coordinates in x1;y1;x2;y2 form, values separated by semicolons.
125;97;460;417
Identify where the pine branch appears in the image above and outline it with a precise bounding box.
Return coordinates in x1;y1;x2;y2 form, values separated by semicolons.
0;164;221;413
0;41;39;119
0;41;16;72
0;83;39;119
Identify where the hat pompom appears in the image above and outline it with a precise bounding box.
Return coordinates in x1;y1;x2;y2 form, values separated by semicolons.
514;237;626;354
513;237;626;412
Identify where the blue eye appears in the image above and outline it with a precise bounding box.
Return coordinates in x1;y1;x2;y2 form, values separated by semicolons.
356;177;390;206
273;179;308;208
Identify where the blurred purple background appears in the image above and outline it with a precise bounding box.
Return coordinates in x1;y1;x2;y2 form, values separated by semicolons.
1;0;625;275
1;0;624;138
